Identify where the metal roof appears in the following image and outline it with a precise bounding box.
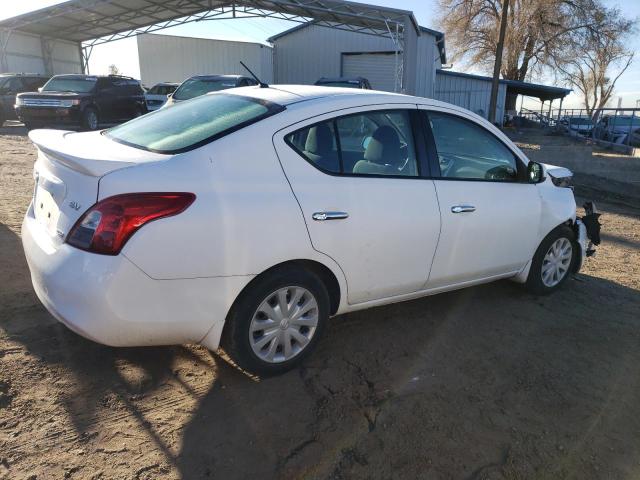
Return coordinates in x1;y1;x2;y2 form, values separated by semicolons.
436;69;571;101
0;0;419;47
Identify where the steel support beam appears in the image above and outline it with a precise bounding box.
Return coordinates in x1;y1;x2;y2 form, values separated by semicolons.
40;37;54;75
0;28;12;73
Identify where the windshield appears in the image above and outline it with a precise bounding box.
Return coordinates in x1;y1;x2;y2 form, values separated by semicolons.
42;76;97;93
173;78;238;101
148;84;177;95
316;81;361;88
106;93;284;153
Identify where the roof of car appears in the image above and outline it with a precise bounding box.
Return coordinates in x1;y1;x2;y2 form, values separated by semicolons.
316;77;368;83
50;74;138;80
223;84;406;106
187;75;249;80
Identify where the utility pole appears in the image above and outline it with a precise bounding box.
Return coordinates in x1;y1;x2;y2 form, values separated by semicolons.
489;0;510;125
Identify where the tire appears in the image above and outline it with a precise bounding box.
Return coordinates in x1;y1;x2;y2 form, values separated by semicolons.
81;107;99;131
221;266;330;376
526;225;577;295
131;106;144;119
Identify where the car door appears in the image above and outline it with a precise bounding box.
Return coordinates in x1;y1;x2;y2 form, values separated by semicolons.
419;106;541;289
95;78;116;121
274;105;441;305
1;77;23;119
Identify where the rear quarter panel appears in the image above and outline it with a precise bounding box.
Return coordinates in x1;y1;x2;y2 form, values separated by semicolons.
99;121;338;282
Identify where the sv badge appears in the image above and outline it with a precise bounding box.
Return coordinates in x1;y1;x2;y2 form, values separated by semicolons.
69;201;82;211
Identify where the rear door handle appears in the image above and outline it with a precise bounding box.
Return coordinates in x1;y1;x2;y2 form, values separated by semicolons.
451;205;476;213
312;211;349;221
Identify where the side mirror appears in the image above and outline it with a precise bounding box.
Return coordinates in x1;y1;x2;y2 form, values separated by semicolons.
527;161;545;184
38;87;43;93
166;92;173;99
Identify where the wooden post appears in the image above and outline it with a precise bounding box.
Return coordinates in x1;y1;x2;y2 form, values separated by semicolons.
489;0;510;125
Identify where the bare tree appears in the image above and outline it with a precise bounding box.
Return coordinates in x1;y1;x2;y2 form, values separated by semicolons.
437;0;610;108
108;64;120;75
555;7;635;115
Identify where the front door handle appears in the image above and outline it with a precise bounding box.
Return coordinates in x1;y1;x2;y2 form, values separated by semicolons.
451;205;476;213
312;211;349;221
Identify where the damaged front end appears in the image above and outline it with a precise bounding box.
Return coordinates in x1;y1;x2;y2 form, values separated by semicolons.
573;201;602;272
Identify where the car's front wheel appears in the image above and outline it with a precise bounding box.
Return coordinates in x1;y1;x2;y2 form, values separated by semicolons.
221;266;329;376
526;225;576;295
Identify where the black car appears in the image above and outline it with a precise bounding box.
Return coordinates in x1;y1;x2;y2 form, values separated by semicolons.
0;73;50;126
314;77;372;89
15;74;147;130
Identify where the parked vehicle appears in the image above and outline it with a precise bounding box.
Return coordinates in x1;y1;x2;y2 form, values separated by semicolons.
145;82;179;111
15;74;147;130
593;114;639;144
560;116;593;135
162;74;258;108
22;86;599;376
314;76;372;89
0;73;49;126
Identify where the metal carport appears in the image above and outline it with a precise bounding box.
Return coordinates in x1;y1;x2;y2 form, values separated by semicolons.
0;0;421;93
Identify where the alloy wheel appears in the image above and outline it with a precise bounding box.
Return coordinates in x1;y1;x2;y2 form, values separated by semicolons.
249;286;319;363
87;110;98;130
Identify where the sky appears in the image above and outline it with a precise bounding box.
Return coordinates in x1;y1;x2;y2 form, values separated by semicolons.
1;0;639;109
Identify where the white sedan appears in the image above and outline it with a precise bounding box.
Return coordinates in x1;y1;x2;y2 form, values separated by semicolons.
22;85;598;375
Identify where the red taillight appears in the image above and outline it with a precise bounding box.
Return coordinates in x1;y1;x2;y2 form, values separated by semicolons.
66;192;196;255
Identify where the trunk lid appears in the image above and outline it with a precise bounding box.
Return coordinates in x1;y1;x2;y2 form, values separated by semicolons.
28;129;169;244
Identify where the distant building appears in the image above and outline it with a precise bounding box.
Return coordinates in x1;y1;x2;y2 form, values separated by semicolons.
268;23;446;99
137;33;273;87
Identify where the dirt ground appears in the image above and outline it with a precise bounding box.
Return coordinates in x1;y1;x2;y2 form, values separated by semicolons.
1;122;639;480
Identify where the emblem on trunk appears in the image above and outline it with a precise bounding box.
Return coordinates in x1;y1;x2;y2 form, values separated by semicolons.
69;201;82;211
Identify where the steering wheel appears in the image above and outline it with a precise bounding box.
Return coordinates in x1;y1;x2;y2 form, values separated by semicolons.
485;165;516;181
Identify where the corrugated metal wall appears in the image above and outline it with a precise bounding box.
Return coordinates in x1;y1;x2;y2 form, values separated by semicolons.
272;24;397;86
271;23;439;97
342;53;397;91
415;32;440;98
0;31;81;75
137;34;273;87
435;71;506;123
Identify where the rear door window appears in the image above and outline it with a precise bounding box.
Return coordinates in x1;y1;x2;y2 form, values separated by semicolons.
285;109;419;177
106;93;284;153
285;121;340;173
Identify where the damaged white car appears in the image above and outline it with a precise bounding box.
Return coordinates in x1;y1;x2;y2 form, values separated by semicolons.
21;85;600;375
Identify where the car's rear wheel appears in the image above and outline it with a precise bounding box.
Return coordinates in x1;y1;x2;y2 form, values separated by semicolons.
81;107;99;131
132;106;144;118
221;266;329;376
526;225;576;295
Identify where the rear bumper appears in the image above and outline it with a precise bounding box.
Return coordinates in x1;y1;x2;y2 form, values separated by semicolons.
22;208;252;348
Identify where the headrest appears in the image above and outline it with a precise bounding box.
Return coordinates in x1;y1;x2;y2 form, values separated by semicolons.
364;125;401;165
305;124;333;156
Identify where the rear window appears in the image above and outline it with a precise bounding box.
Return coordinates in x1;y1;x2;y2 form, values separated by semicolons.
148;84;177;95
105;93;284;154
173;78;239;100
43;76;97;93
